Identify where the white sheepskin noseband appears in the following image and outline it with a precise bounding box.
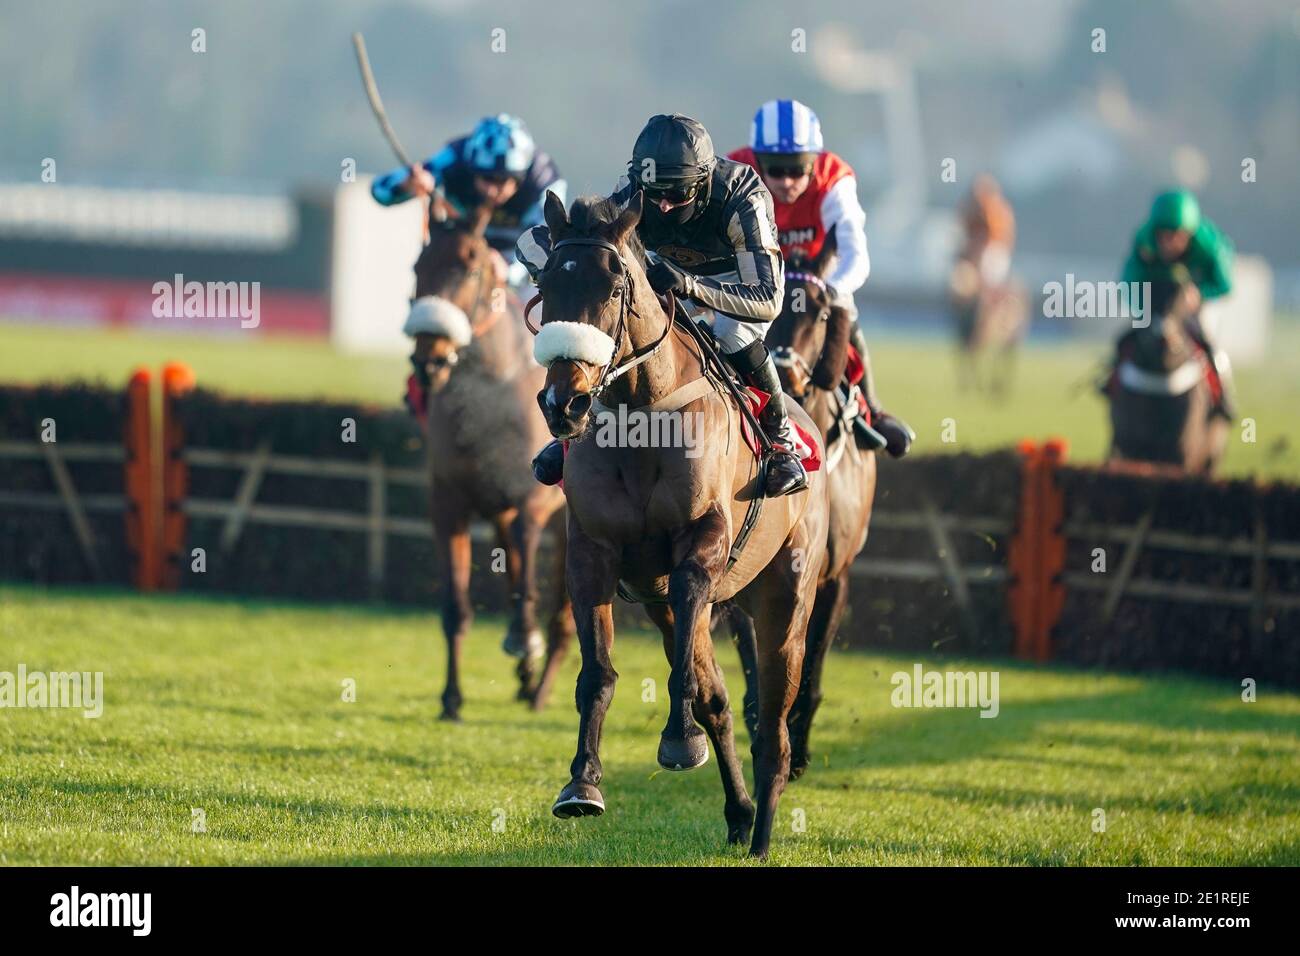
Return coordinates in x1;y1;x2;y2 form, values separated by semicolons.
533;321;617;368
403;296;472;347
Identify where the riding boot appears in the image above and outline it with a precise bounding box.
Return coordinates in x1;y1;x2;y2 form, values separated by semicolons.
531;439;565;485
1184;317;1236;420
849;324;914;458
1208;348;1236;420
728;342;808;497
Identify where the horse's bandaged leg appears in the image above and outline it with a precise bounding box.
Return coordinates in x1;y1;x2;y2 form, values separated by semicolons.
404;296;472;346
533;321;616;368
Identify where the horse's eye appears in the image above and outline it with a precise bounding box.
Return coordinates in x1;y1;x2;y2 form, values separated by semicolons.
610;285;622;298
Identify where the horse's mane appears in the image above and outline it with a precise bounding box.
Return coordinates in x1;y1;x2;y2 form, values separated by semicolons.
568;195;647;269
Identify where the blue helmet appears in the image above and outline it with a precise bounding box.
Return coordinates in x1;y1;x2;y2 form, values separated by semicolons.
464;114;536;177
749;99;824;156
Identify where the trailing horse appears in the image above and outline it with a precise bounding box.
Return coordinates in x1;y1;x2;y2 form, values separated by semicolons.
531;191;830;858
722;245;878;778
950;260;1029;399
1105;278;1228;476
407;205;574;720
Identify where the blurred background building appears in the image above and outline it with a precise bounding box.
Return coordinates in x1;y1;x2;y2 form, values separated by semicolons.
1;0;1296;355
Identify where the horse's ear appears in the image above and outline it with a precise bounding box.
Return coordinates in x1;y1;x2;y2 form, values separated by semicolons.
610;190;644;245
543;190;570;238
812;227;839;278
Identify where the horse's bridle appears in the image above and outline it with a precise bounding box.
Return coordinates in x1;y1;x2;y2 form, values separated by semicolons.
413;230;500;369
524;236;673;402
770;269;830;389
784;269;829;296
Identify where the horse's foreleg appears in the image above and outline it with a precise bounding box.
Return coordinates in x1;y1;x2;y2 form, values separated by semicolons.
532;510;575;712
649;604;755;845
659;506;730;772
435;511;473;722
504;503;546;696
788;567;849;779
552;519;619;818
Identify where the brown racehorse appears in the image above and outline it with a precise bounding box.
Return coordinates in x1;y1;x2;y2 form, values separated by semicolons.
408;205;573;720
950;259;1029;399
1106;278;1228;476
721;248;878;779
532;191;830;858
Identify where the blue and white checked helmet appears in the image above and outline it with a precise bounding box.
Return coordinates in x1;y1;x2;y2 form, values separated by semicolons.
464;114;536;177
749;99;824;155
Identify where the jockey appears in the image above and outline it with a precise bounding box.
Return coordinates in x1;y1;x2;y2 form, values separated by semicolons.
372;114;567;288
518;113;810;497
1115;189;1236;418
728;99;913;458
959;173;1016;291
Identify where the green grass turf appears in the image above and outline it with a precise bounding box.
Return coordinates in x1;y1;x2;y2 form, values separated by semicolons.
1;585;1297;865
2;318;1297;480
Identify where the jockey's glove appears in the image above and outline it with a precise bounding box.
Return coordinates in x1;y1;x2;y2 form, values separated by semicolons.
647;260;690;296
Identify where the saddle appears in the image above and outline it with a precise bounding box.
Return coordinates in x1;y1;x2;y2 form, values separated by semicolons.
735;387;821;472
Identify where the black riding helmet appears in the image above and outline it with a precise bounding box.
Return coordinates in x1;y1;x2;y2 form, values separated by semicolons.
629;114;716;225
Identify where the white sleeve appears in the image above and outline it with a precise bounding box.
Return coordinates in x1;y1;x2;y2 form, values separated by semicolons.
821;176;870;299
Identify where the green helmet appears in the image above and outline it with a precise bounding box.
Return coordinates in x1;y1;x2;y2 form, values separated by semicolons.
1148;190;1200;233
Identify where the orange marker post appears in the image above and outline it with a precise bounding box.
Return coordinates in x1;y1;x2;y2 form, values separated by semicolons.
1007;440;1041;660
160;362;195;590
124;368;160;590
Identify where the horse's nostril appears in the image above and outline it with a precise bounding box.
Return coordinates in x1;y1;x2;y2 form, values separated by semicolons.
567;393;592;418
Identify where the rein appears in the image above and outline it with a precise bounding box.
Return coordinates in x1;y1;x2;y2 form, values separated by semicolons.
524;237;674;403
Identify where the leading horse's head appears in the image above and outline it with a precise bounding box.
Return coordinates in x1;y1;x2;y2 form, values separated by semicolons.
533;189;651;439
406;205;496;392
1131;275;1199;373
767;235;849;400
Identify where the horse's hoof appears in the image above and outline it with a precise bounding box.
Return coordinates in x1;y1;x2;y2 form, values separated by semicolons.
502;627;543;660
657;732;709;771
438;709;462;723
726;801;756;845
552;781;605;818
